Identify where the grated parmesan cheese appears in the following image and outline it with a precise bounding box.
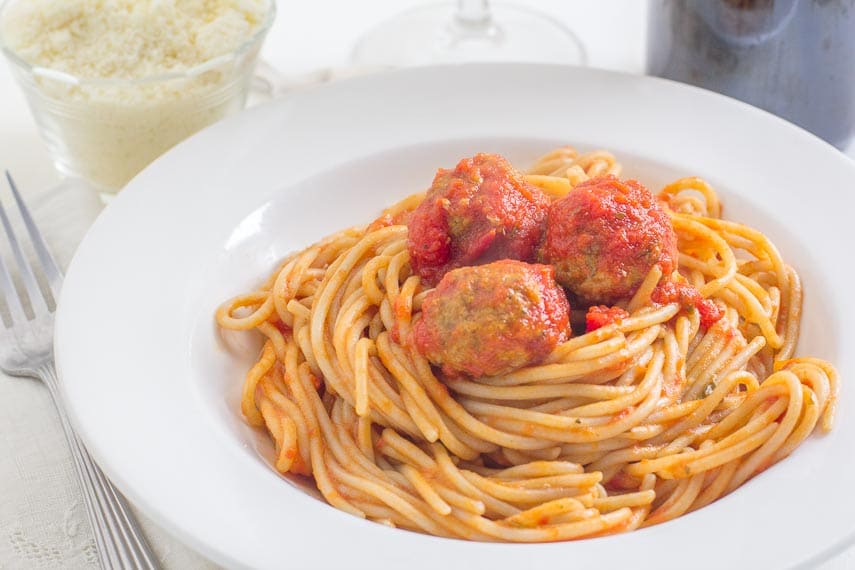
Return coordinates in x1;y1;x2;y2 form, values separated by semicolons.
0;0;272;191
2;0;268;79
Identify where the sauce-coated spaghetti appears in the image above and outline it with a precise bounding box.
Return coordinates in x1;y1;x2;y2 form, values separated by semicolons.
216;147;838;541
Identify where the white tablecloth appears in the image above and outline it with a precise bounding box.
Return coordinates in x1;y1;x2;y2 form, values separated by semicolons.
0;1;852;568
0;180;217;569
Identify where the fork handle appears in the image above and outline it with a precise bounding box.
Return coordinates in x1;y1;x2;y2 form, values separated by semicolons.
39;363;160;570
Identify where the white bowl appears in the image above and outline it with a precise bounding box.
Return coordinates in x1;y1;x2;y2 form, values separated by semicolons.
56;64;855;569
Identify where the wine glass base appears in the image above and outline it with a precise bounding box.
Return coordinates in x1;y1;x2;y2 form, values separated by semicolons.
351;1;586;67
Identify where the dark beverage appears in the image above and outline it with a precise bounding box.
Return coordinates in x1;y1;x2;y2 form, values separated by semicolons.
648;0;855;149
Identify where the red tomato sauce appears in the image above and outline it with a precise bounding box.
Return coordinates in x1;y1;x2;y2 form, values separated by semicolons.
652;280;723;328
585;305;630;332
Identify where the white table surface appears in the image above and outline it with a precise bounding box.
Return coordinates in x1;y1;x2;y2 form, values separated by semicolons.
0;1;851;568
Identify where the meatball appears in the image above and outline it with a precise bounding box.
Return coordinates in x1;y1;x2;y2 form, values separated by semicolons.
541;175;678;305
407;153;549;286
412;260;570;378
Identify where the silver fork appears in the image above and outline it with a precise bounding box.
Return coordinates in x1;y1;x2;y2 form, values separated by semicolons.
0;172;159;570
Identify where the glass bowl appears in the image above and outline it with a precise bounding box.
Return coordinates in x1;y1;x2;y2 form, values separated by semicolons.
0;0;276;194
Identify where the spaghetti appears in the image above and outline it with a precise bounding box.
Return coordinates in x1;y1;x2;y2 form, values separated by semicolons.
216;146;838;541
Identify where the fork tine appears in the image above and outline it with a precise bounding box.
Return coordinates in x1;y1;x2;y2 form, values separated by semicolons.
0;238;27;324
0;196;48;316
6;172;63;297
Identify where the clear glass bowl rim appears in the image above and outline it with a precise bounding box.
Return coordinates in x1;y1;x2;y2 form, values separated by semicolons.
0;0;277;86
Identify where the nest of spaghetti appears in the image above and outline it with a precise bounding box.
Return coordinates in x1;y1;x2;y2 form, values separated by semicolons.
216;147;838;542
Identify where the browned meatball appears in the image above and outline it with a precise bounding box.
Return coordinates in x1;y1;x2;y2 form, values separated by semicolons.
540;175;678;305
412;260;570;378
407;153;549;286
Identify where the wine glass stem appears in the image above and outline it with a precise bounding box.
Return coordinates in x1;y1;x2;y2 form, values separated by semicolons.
456;0;491;26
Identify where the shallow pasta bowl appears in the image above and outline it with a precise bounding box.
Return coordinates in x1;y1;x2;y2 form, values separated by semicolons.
55;64;855;569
